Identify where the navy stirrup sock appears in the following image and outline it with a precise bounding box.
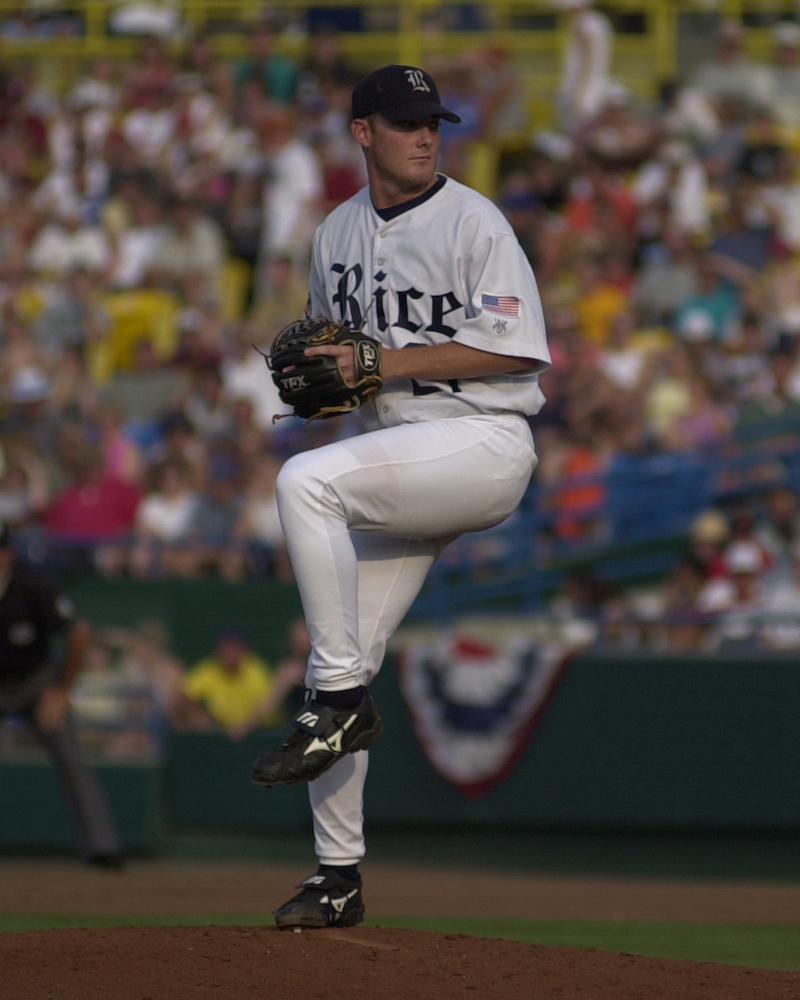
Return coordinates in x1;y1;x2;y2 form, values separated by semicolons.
315;686;365;711
318;863;360;883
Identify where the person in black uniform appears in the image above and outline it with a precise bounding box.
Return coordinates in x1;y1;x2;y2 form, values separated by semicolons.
0;522;121;866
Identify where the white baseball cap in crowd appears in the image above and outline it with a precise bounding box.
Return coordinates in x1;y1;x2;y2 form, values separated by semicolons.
679;309;715;342
604;80;630;107
725;541;765;576
7;366;52;404
531;129;573;162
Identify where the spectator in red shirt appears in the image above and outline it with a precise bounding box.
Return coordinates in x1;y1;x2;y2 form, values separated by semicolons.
566;151;638;244
43;448;141;576
45;448;140;541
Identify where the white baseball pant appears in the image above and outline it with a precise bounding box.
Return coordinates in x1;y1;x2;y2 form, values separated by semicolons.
276;411;536;864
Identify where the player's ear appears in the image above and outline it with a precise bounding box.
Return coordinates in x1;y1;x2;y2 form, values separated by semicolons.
351;117;372;149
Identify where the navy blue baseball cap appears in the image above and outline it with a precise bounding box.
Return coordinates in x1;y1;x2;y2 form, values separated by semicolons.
352;65;461;123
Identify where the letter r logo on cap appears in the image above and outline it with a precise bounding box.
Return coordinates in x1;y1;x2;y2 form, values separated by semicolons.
404;69;430;93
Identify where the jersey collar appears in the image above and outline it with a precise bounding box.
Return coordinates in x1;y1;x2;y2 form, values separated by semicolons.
372;175;447;223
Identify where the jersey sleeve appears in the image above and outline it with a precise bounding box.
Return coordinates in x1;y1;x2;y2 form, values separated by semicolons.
453;229;551;372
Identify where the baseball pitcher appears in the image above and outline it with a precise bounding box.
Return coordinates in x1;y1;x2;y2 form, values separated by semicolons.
252;64;551;928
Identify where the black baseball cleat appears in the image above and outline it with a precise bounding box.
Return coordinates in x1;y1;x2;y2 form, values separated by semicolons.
275;871;364;929
251;690;383;787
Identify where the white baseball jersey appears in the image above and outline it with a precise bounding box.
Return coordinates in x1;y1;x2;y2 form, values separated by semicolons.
308;175;551;426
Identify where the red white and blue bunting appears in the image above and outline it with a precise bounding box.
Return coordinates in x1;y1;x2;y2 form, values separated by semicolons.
393;621;591;798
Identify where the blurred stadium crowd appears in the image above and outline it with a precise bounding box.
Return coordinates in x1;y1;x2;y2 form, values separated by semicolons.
0;4;799;657
510;8;800;653
0;23;366;582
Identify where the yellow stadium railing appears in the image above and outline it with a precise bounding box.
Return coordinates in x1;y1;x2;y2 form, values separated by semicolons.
0;2;790;85
0;1;791;200
0;1;694;98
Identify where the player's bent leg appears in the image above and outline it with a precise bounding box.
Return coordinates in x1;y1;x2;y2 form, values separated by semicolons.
276;413;535;693
273;450;363;691
254;414;535;787
252;534;443;789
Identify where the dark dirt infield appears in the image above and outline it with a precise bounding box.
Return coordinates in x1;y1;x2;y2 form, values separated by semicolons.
2;924;800;1000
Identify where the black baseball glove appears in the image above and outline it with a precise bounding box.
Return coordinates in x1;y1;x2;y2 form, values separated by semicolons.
264;316;383;421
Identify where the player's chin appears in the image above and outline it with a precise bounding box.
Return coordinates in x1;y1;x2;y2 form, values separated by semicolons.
406;160;436;183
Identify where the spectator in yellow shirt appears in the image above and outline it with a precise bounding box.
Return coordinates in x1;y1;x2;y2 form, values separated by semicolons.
573;257;628;346
182;627;281;738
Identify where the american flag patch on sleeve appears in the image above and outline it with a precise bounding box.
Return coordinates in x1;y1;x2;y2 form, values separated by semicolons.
481;294;521;317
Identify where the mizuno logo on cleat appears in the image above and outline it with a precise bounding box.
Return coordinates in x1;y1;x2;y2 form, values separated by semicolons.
297;711;319;727
331;889;359;915
304;875;326;885
303;714;357;756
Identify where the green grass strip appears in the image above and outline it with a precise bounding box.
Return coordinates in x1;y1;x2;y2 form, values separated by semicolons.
2;914;800;972
368;916;800;971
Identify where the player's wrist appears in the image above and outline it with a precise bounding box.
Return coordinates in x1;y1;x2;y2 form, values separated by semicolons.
379;347;404;383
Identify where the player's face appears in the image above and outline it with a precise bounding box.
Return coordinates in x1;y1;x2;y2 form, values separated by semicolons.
353;114;441;194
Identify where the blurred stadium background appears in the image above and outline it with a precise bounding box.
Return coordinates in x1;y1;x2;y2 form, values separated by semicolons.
2;0;800;969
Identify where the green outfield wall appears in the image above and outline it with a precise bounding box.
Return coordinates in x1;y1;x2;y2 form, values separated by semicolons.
65;577;305;666
163;649;800;835
0;762;161;849
1;580;800;850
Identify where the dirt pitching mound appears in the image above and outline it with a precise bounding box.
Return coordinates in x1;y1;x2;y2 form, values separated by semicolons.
2;925;799;1000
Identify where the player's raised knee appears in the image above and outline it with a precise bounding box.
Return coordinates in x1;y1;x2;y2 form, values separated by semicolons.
275;455;308;503
275;452;326;506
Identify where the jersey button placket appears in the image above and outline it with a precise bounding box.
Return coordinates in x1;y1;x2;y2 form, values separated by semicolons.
374;231;392;424
374;229;386;268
